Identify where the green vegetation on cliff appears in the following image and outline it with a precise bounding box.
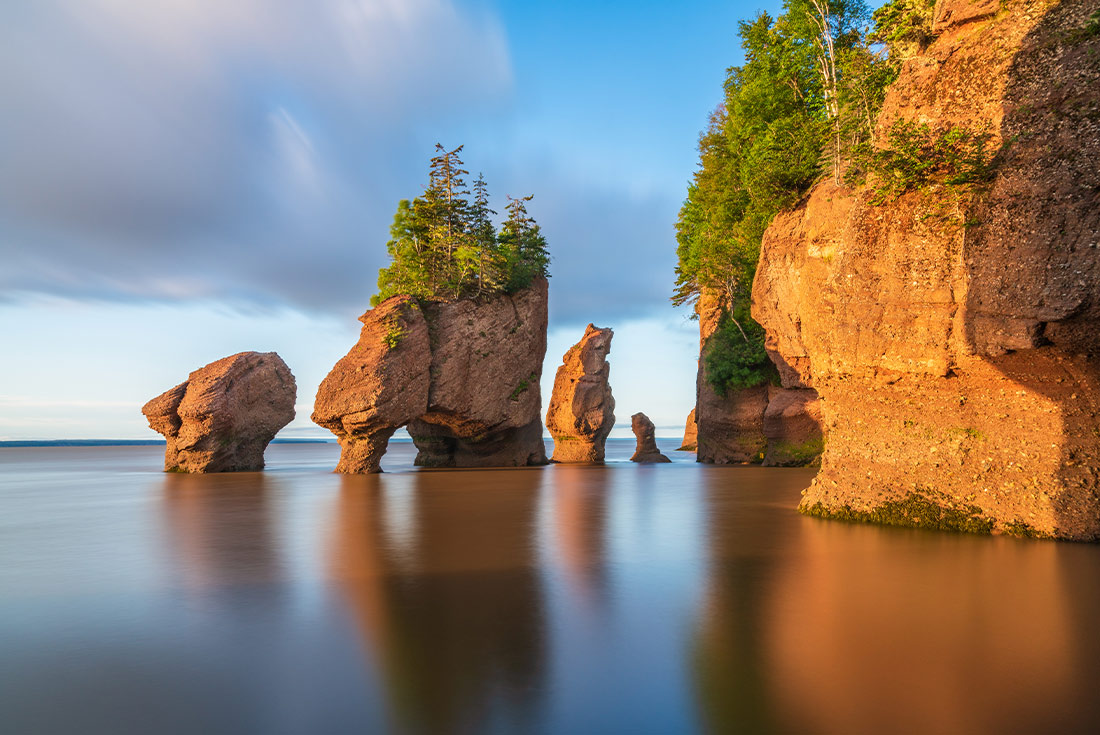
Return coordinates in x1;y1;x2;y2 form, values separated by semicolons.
674;0;910;395
373;145;550;306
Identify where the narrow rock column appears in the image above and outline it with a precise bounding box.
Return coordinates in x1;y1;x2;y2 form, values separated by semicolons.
546;324;615;463
630;412;671;463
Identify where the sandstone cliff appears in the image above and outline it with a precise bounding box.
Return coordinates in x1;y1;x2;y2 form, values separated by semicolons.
546;324;615;463
694;291;824;466
313;278;549;472
142;351;296;473
753;0;1100;540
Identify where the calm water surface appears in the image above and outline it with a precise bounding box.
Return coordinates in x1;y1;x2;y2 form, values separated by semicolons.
2;440;1100;734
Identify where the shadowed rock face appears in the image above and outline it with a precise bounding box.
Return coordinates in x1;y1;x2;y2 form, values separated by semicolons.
693;291;822;466
142;352;296;473
630;412;670;463
752;0;1100;540
313;278;550;472
678;408;698;452
546;324;615;463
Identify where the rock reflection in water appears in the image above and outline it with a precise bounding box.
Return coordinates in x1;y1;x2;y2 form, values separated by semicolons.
549;465;609;611
329;468;546;734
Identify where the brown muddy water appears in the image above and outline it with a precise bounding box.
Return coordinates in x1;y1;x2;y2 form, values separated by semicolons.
2;440;1100;734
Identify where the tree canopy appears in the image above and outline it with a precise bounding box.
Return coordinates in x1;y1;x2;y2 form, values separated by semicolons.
674;0;899;394
372;145;550;306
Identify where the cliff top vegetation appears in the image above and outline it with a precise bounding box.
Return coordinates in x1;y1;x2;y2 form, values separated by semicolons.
675;0;926;395
372;145;550;306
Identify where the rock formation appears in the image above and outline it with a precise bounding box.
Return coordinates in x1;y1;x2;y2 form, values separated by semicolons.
630;412;671;463
142;351;296;473
313;278;550;472
545;324;615;463
694;290;823;466
678;408;698;451
752;0;1100;540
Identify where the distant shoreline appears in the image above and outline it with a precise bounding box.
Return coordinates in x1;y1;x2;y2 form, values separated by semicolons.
0;438;336;448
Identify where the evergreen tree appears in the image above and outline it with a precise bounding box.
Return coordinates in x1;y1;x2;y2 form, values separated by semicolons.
673;0;893;395
374;147;549;305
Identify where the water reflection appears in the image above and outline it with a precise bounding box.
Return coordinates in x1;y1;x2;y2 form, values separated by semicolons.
329;469;546;734
769;521;1100;734
160;471;283;590
549;465;609;612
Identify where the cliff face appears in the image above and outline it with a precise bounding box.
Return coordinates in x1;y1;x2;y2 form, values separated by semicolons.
753;0;1100;539
143;351;296;473
313;278;549;471
545;324;615;463
695;291;824;466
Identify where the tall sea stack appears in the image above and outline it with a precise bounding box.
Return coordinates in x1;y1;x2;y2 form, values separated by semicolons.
545;324;615;463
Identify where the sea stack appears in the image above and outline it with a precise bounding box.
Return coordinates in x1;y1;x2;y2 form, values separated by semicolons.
752;0;1100;540
313;278;550;472
545;324;615;463
678;408;698;451
630;412;670;463
142;351;296;473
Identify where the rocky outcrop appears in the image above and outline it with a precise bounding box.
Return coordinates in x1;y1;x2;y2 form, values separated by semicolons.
630;412;671;463
678;408;698;451
142;352;296;473
762;388;823;467
752;0;1100;540
313;278;550;472
545;324;615;463
694;290;823;466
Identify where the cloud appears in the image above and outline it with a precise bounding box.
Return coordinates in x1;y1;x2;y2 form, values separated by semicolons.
0;0;512;313
0;0;687;327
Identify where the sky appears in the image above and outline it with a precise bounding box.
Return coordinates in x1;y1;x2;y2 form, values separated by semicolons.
0;0;789;440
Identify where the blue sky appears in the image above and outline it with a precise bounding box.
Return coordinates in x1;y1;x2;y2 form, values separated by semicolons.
0;0;789;440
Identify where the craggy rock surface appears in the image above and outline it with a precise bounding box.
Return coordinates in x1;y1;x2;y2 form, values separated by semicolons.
694;290;822;465
678;408;698;451
143;352;296;473
546;324;615;463
312;297;430;473
314;278;550;472
630;412;671;463
763;387;824;467
752;0;1100;540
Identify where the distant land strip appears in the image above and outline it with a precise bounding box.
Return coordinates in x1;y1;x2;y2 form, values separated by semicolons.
0;438;335;448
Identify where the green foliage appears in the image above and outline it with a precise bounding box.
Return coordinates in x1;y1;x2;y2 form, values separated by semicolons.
802;489;995;535
372;145;550;306
703;308;777;396
851;120;996;203
869;0;936;59
509;372;538;402
382;318;408;350
673;0;892;313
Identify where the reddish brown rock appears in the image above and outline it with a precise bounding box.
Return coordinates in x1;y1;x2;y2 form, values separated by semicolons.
630;412;670;463
932;0;999;34
142;351;296;473
752;0;1100;540
678;408;698;451
311;297;430;473
313;278;550;472
545;324;615;463
762;387;823;467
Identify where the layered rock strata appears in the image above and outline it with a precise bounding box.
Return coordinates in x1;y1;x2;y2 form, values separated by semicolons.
630;412;671;463
545;324;615;463
678;408;698;452
142;351;296;473
752;0;1100;539
313;279;550;472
